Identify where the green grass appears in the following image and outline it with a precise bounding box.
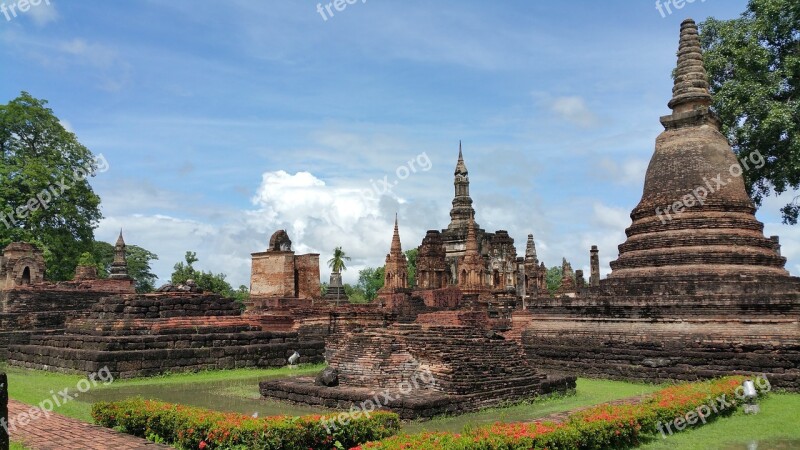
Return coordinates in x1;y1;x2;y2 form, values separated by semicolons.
11;442;30;450
1;363;324;423
5;365;799;449
638;392;800;450
404;377;664;433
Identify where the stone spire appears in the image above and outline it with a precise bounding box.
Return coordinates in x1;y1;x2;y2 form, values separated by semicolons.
608;19;787;280
390;214;402;255
455;140;467;175
458;213;487;291
382;215;408;291
525;234;537;261
447;142;478;230
109;230;130;280
668;19;712;113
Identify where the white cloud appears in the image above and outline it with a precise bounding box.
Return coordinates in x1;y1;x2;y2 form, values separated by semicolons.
98;170;433;287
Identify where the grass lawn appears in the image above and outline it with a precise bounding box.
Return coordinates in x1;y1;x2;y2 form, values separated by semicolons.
404;377;664;433
4;364;800;449
638;392;800;450
1;363;324;423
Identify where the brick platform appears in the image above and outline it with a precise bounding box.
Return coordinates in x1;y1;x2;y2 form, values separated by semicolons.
264;321;577;419
8;293;326;378
8;399;169;450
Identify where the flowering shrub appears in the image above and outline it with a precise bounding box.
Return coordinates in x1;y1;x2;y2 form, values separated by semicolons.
92;398;400;450
355;376;767;450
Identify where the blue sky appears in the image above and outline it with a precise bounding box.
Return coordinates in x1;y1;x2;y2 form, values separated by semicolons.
3;0;798;287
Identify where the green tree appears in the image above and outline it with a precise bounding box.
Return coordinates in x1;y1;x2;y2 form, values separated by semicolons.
327;246;351;273
700;0;800;223
170;251;235;297
0;92;103;279
356;266;385;302
92;241;159;293
344;283;368;304
232;285;250;304
77;252;96;267
546;266;563;295
405;248;418;288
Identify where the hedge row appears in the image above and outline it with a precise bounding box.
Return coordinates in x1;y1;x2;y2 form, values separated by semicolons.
354;376;767;450
91;398;400;450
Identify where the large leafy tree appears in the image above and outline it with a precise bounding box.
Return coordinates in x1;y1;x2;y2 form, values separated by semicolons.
92;241;159;293
545;266;563;296
356;266;385;302
0;92;103;279
700;0;800;223
171;251;236;298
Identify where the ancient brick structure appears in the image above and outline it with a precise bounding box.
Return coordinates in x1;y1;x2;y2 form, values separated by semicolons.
0;243;45;290
416;230;448;289
0;241;134;359
589;245;600;287
488;231;517;291
8;292;325;378
380;216;409;292
108;232;130;280
250;230;320;299
438;144;542;291
457;215;490;295
556;258;576;296
516;19;800;391
607;20;786;282
73;265;98;281
261;322;575;419
323;269;347;303
575;270;585;290
521;235;547;298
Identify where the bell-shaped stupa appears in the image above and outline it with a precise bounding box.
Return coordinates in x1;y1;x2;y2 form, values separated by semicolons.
608;18;787;280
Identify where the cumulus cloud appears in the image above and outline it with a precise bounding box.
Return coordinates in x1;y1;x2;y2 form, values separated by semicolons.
98;170;434;287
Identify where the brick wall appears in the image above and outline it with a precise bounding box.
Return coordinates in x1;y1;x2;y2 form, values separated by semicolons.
250;252;295;297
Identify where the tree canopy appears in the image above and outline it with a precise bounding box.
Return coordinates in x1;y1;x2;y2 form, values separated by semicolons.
171;251;243;300
0;92;104;279
545;266;563;295
700;0;800;223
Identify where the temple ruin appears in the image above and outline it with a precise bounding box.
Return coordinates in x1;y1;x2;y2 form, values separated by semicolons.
0;18;798;427
515;19;800;390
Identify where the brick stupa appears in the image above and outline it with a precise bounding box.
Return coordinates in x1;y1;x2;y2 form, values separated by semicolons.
516;19;800;390
608;19;787;281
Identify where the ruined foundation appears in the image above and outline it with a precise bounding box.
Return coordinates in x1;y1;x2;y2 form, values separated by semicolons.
261;320;575;419
8;293;326;378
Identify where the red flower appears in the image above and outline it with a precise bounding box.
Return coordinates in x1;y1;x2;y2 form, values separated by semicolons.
199;441;207;449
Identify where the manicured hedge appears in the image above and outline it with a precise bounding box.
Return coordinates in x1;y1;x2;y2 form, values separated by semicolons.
91;398;400;450
354;376;768;450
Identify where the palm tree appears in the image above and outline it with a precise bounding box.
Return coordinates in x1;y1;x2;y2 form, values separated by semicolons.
327;247;351;273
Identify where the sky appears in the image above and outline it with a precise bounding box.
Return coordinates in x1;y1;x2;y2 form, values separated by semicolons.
2;0;798;288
